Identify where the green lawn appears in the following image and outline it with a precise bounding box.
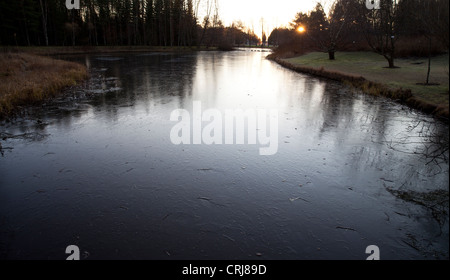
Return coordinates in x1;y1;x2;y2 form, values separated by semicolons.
285;52;449;106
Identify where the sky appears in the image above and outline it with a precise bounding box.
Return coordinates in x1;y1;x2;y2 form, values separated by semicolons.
214;0;319;38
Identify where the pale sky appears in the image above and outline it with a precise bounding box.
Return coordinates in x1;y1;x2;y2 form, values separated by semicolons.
215;0;319;38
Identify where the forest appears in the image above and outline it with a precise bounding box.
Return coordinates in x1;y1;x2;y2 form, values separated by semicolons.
0;0;260;48
0;0;448;62
269;0;449;64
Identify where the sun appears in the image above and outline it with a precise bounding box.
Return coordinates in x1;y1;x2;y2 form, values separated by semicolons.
297;26;306;33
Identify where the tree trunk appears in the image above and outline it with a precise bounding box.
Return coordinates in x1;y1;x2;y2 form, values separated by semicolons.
387;56;395;68
328;50;335;60
426;37;432;85
198;20;208;49
142;0;146;45
72;10;76;46
21;3;31;46
39;0;49;46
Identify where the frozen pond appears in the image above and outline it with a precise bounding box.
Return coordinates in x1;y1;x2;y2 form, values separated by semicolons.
0;50;448;260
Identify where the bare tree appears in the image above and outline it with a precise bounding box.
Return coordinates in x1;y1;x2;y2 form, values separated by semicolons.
290;1;360;60
323;0;361;59
197;0;217;48
360;0;400;68
400;0;449;84
39;0;48;46
311;0;358;60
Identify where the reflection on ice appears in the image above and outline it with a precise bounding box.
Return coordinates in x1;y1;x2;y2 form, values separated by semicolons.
0;50;448;260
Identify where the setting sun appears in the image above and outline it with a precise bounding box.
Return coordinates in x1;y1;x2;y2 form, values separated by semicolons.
216;0;317;39
297;26;306;33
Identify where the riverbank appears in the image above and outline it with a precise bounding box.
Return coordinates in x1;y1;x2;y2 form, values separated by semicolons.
0;52;88;118
268;52;449;121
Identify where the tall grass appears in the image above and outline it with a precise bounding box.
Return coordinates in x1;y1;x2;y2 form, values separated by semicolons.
0;53;87;118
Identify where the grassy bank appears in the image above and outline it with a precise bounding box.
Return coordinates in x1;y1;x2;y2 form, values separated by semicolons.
0;52;88;118
269;52;449;120
0;46;220;118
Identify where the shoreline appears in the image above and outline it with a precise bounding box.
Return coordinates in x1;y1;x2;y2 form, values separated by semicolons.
2;48;448;122
0;52;88;119
0;46;230;119
0;46;222;119
267;54;449;122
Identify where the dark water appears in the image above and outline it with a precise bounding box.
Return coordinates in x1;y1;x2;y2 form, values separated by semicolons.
0;50;448;260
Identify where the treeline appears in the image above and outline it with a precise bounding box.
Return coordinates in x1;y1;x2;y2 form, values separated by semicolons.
0;0;260;47
270;0;449;66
